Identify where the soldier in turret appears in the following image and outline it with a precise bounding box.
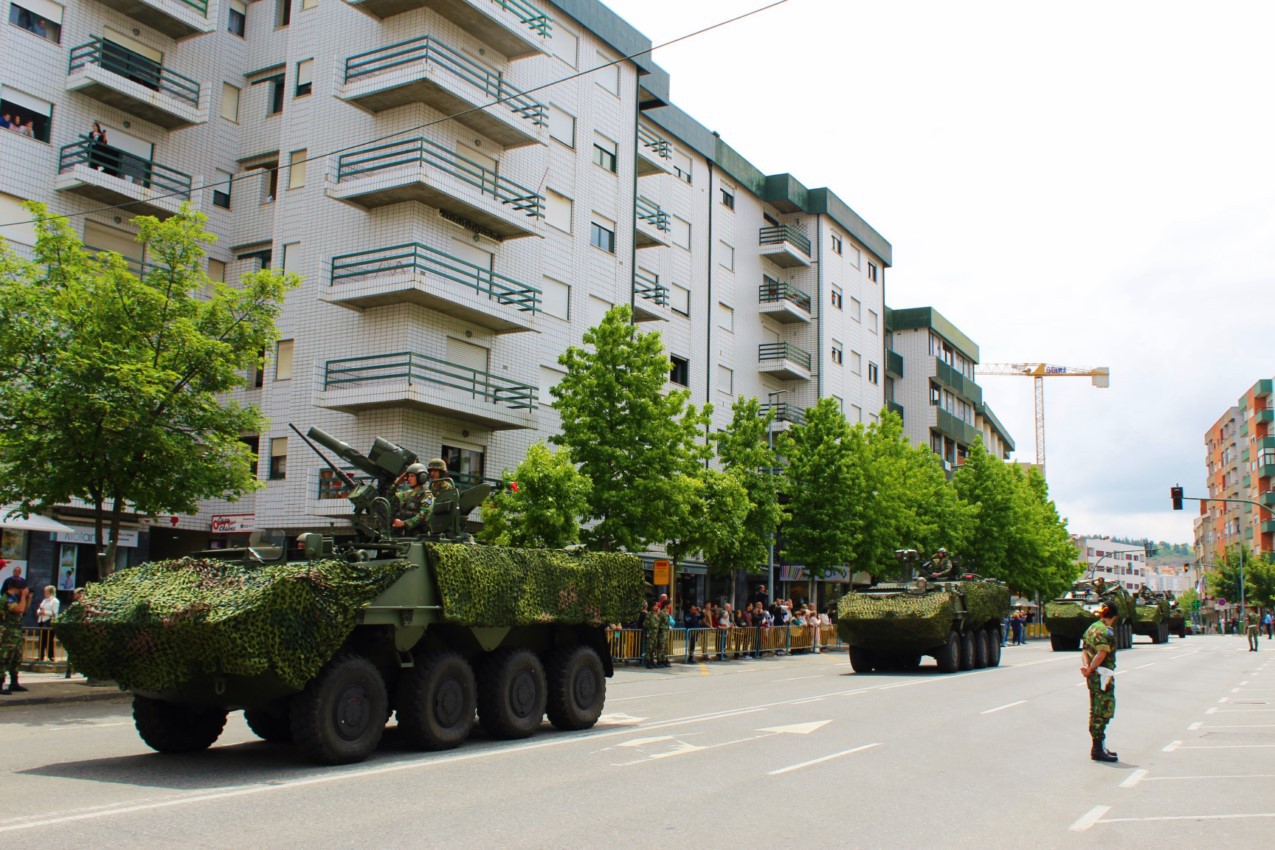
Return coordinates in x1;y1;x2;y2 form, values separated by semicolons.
391;463;432;535
928;548;954;579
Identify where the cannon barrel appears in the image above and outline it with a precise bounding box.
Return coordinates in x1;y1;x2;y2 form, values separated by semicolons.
307;426;394;482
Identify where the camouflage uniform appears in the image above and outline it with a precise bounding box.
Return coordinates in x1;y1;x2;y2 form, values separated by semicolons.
643;606;660;668
0;606;22;690
1081;619;1117;751
1246;609;1260;651
654;607;670;666
395;485;433;534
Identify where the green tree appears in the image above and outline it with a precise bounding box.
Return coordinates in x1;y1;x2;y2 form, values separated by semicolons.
778;397;858;579
1015;466;1084;599
710;397;784;579
952;441;1015;581
0;204;297;574
551;305;711;552
665;466;750;583
476;443;590;548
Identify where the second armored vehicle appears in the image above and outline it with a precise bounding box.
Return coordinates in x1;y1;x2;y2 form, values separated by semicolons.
1044;578;1135;651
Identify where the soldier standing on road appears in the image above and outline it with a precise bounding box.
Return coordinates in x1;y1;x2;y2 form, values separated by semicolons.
643;600;661;668
1081;602;1120;762
1246;608;1261;652
655;594;670;667
390;462;432;534
1;563;32;694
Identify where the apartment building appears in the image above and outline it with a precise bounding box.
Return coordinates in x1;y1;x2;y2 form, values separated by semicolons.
885;306;1013;472
1076;536;1147;593
0;0;892;581
1196;379;1275;562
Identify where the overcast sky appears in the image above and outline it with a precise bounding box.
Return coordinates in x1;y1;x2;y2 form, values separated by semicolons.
603;0;1275;544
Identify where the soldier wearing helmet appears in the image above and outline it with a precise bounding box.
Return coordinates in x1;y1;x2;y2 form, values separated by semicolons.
425;458;462;537
391;462;433;534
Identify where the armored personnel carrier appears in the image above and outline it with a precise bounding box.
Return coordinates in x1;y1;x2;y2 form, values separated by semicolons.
1043;578;1135;651
57;428;642;765
835;550;1011;674
1131;587;1173;644
1167;595;1188;639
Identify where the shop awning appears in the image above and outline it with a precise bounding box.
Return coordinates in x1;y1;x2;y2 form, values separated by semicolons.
1;507;76;534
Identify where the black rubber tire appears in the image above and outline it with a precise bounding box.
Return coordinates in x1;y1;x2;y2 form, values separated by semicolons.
478;648;547;740
133;695;227;754
986;627;1002;667
972;628;990;668
959;630;976;670
1177;622;1187;639
1162;622;1171;643
936;631;961;674
848;646;875;673
395;648;477;750
546;645;606;731
290;653;388;765
244;707;292;743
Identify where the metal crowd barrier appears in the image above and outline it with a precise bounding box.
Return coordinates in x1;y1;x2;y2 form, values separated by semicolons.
18;627;67;666
606;625;844;665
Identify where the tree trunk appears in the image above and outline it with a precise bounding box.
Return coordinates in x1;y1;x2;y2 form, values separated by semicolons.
100;494;126;577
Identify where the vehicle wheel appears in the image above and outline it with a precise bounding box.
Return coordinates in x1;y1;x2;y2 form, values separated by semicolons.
244;707;292;743
1162;622;1171;643
936;631;961;674
395;648;477;750
986;627;1002;667
972;629;990;668
1049;634;1071;652
959;630;975;670
1177;623;1187;639
290;653;388;765
133;695;227;754
478;648;547;740
848;646;875;673
546;645;606;731
1124;623;1135;650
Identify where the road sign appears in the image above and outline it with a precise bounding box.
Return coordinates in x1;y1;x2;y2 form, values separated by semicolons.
1192;600;1201;612
1217;597;1227;607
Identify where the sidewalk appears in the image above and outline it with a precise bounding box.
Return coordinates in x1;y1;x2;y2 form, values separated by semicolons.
0;670;126;708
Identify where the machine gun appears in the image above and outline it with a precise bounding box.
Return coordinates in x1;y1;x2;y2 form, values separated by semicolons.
291;425;417;542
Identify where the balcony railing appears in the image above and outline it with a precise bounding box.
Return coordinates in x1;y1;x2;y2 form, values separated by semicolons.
69;38;200;108
175;0;207;12
335;137;544;219
635;195;670;231
495;0;552;37
758;276;811;313
886;349;904;378
634;268;668;306
759;224;811;257
637;123;671;160
323;351;536;410
331;242;540;312
760;402;805;426
58;140;192;200
759;342;812;372
344;35;546;126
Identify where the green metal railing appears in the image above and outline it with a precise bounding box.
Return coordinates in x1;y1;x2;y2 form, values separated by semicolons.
179;0;208;13
633;268;668;307
886;349;904;377
86;245;158;277
760;402;805;425
344;35;545;126
758;276;811;313
331;243;540;313
492;0;552;38
637;123;671;160
759;224;811;257
335;137;544;219
934;358;983;406
59;140;192;200
635;195;669;231
759;342;812;372
69;38;200;107
323;351;537;410
888;400;904;418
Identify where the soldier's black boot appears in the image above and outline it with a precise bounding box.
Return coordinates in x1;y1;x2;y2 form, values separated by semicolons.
0;674;10;696
8;672;26;692
1091;736;1117;762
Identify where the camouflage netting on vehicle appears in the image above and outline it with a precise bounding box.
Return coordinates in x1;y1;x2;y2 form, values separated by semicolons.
425;543;643;627
1134;604;1163;625
835;590;956;648
962;581;1011;627
1044;601;1096;638
55;558;411;692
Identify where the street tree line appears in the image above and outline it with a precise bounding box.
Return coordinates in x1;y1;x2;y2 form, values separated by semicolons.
479;306;1082;600
1204;548;1275;611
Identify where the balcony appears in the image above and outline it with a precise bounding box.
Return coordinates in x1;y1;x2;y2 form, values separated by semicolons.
91;0;214;39
758;224;811;268
886;349;904;378
324;243;540;333
757;276;811;324
1261;492;1275;508
346;0;551;60
936;408;981;447
635;195;670;248
66;39;203;129
636;123;673;176
632;268;668;322
934;358;983;406
1258;409;1274;424
761;402;805;431
1264;521;1275;534
329;137;543;239
887;400;904;420
758;342;812;381
340;36;546;149
56;141;191;218
318;351;537;430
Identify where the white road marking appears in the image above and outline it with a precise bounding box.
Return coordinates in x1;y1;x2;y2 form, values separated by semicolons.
1069;805;1111;832
770;675;824;683
1197;723;1275;728
1163;740;1182;752
758;720;830;735
596;713;645;726
768;743;880;776
1187;721;1202;731
1100;812;1275;825
1137;663;1156;669
1169;651;1199;660
1119;769;1147;788
607;691;691;702
617;736;675;748
1141;773;1275;781
1206;707;1218;714
1241;680;1250;686
981;700;1026;715
1219;697;1230;704
1177;743;1275;750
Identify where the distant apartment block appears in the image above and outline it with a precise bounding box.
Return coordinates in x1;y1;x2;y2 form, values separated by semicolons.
1197;379;1275;561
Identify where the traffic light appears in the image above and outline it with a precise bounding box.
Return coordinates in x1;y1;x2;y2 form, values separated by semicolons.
1170;485;1184;511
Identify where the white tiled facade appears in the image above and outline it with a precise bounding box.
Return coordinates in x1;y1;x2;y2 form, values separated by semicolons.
1077;537;1147;592
0;0;892;540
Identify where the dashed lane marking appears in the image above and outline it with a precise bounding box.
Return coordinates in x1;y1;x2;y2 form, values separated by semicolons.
768;743;880;776
1188;721;1202;731
1069;805;1111;832
1163;740;1182;752
981;700;1026;715
1119;769;1147;788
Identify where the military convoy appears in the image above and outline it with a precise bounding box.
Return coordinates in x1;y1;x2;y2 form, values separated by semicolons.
835;551;1011;674
1131;588;1175;644
1043;578;1137;651
57;428;642;765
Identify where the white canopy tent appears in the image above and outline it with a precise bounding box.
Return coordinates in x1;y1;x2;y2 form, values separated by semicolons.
1;507;76;534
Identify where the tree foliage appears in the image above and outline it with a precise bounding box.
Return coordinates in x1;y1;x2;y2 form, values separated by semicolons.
477;442;590;549
0;204;297;573
709;397;784;576
778;397;858;579
1207;547;1275;609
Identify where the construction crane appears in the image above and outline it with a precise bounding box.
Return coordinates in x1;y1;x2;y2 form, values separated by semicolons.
974;363;1110;476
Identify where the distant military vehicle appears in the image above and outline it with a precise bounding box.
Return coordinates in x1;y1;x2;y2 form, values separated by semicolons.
58;427;642;765
1043;578;1136;651
1131;587;1173;644
836;550;1011;674
1167;595;1188;639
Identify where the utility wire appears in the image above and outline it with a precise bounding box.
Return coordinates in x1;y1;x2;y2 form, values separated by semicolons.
0;0;790;229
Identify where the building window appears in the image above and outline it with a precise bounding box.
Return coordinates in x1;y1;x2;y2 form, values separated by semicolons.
718;365;733;395
719;241;734;271
830;286;843;310
212;170;232;209
851;404;863;423
9;1;61;44
221;83;241;122
670;284;690;317
228;0;246;35
301;0;316;8
851;351;862;375
253;75;285;115
550;28;578;68
670;216;691;249
253;159;279;202
831;343;843;365
590;220;615;254
720;188;735;209
592;137;617;173
441;445;485;485
545;189;572;233
269;436;287;480
295;59;313;97
540;277;569;320
275;339;294;381
868;309;879;334
548;104;574;147
717;302;734;332
669;355;689;387
595;52;619;94
0;87;52;142
237;245;272;269
277;0;291;27
673;149;692;184
288;149;307;189
868;262;879;282
831;233;843;255
850;297;862;322
208;258;226;283
868;362;879;384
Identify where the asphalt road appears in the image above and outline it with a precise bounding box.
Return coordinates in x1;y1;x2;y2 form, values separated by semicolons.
2;634;1272;848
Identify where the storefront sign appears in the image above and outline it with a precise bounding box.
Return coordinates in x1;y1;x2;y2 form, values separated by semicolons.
210;514;255;535
55;526;138;548
652;559;671;585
